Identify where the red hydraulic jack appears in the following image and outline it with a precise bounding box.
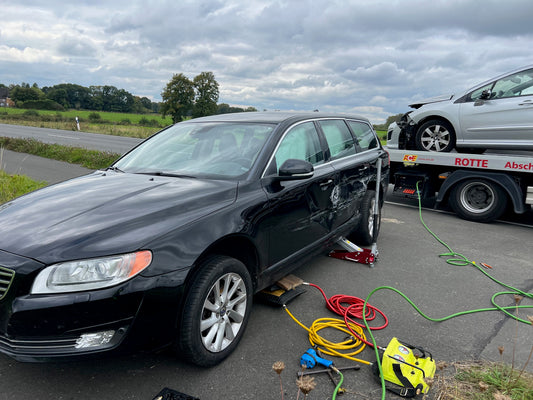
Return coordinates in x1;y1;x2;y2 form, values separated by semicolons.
329;157;383;268
329;238;378;267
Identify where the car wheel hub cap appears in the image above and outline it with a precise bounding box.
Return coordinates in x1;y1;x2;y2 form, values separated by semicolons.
421;125;450;151
200;272;247;353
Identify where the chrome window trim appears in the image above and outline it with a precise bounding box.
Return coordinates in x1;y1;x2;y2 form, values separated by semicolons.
261;117;380;179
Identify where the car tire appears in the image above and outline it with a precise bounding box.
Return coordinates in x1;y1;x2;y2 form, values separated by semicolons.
415;119;456;152
449;179;507;222
349;190;380;246
178;255;253;367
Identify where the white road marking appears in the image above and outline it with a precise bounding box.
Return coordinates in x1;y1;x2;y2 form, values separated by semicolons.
48;134;79;140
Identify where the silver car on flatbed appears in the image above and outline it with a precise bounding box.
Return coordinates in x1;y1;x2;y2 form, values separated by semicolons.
387;65;533;153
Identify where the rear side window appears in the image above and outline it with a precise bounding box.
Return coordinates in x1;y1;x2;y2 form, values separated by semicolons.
347;121;378;151
318;120;356;160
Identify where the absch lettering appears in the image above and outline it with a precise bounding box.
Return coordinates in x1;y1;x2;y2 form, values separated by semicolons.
504;161;533;170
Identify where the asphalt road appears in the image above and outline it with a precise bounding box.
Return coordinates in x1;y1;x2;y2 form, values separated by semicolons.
0;123;143;154
1;125;532;400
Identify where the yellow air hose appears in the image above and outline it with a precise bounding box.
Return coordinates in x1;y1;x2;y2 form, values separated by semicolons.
283;305;371;365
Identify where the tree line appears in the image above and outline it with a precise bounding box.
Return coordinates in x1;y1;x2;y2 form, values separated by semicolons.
0;82;158;114
0;72;257;121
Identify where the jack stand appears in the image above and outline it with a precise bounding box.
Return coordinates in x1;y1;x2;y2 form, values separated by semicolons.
329;237;377;267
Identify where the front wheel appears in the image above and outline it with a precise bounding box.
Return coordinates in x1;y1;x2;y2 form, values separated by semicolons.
415;119;456;152
449;179;507;222
349;190;381;246
178;255;253;366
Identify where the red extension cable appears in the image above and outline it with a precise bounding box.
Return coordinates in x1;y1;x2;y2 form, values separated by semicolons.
307;282;389;347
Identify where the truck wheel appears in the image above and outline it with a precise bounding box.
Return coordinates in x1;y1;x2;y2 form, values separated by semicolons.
178;255;252;366
349;190;380;245
449;179;507;222
415;119;455;152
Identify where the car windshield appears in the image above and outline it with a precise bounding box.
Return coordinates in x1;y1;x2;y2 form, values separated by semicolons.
113;121;275;179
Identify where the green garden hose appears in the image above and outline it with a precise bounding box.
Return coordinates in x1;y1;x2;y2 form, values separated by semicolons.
363;182;533;400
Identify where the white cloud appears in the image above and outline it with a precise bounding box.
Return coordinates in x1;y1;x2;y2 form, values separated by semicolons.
1;0;533;123
0;45;63;64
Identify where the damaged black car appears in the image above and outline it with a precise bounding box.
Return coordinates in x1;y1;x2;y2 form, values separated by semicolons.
0;112;389;366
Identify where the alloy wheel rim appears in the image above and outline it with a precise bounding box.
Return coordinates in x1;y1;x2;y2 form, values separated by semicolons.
421;125;451;151
200;272;248;353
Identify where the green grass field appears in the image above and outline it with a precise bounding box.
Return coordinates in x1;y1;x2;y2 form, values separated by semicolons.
0;107;173;125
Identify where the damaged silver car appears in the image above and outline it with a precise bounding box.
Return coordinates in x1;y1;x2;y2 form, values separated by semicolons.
387;65;533;153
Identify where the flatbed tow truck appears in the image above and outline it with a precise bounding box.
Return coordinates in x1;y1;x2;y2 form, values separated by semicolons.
385;147;533;222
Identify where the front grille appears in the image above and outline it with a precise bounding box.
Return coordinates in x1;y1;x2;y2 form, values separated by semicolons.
0;266;15;300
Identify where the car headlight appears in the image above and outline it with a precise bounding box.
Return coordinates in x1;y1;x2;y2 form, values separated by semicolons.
31;251;152;294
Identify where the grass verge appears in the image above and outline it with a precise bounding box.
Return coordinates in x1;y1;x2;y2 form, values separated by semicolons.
434;361;533;399
0;170;47;204
0;137;120;170
0;108;169;138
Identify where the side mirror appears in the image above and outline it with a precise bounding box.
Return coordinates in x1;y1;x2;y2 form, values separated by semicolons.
479;89;492;100
262;159;314;192
278;159;314;179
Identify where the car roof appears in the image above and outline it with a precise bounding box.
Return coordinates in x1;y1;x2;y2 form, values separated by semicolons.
183;111;370;125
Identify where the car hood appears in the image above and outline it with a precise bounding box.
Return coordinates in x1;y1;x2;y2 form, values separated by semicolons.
0;171;237;264
408;94;454;109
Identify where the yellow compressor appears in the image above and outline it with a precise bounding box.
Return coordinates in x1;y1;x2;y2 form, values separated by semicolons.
375;337;436;397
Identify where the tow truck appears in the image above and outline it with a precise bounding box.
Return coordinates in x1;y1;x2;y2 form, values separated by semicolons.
385;148;533;222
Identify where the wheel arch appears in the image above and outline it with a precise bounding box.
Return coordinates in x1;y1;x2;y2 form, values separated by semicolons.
415;115;454;130
435;170;526;214
174;234;260;339
366;177;386;208
187;234;260;292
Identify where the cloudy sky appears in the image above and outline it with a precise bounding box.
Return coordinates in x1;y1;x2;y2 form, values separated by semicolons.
1;0;533;123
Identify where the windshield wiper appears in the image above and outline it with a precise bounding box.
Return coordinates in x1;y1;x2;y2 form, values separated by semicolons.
105;166;125;173
136;171;197;179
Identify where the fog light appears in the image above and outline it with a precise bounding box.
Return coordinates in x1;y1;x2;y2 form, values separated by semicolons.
75;330;115;349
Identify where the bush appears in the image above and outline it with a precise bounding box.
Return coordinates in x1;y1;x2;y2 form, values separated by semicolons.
19;99;64;111
139;117;162;127
120;118;132;125
88;112;101;122
150;118;162;127
23;110;40;117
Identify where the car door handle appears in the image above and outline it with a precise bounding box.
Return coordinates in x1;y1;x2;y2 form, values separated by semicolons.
320;179;334;187
518;100;532;106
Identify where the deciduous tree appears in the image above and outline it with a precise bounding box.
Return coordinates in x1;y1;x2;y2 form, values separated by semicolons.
192;71;219;118
161;73;195;123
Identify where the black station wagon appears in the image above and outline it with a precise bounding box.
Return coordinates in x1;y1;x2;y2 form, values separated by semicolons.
0;112;389;366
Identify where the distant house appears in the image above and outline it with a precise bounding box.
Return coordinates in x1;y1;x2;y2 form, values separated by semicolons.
0;87;13;107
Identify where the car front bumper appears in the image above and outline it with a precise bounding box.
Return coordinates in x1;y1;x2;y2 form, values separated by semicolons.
386;122;401;149
0;249;186;362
